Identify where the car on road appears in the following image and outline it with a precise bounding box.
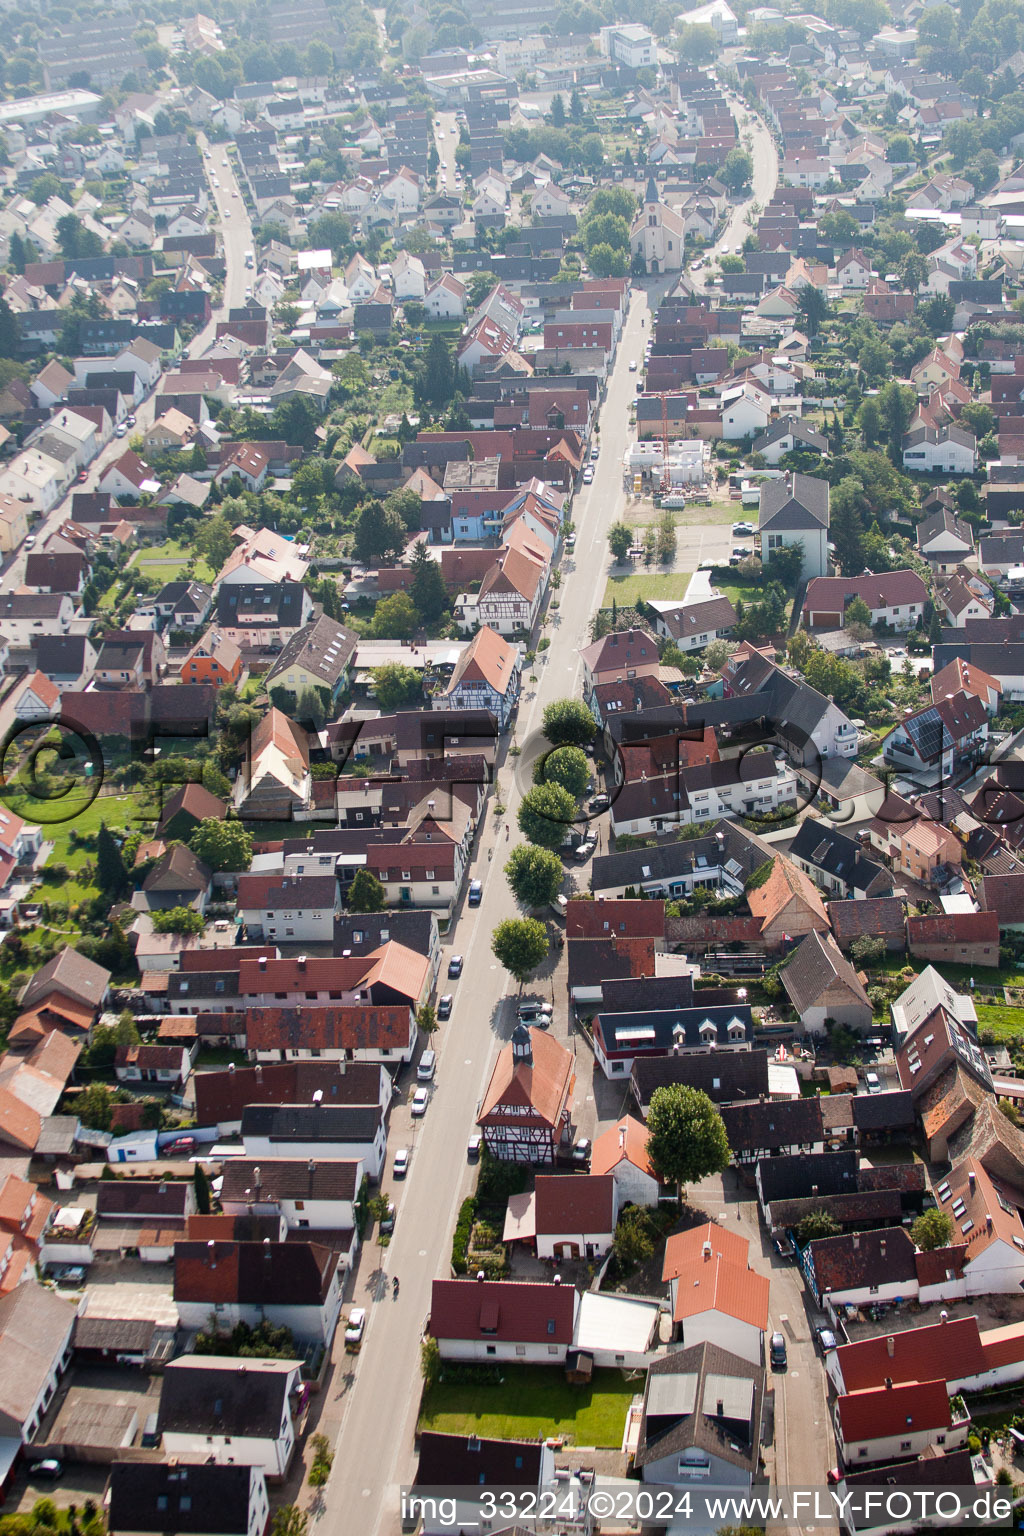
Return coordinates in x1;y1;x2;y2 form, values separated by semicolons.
720;242;730;253
411;1087;429;1117
437;994;453;1020
379;1202;395;1236
574;839;596;861
735;245;744;254
566;533;576;550
816;1326;838;1354
417;1050;436;1082
468;879;482;906
467;1133;482;1160
518;1001;553;1024
393;1148;410;1177
232;188;239;197
590;443;599;460
589;792;609;811
77;470;89;483
583;466;594;483
690;256;704;271
770;1331;788;1369
115;423;128;437
448;955;463;978
628;359;637;371
345;1308;366;1347
126;414;136;427
32;1462;62;1481
773;1234;796;1259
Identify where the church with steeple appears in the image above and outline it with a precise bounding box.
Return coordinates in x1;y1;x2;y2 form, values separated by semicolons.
630;175;687;274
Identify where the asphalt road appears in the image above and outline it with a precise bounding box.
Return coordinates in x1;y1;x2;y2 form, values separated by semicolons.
0;136;252;595
320;291;651;1536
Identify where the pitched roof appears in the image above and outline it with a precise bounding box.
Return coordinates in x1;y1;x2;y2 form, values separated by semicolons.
534;1174;615;1234
173;1239;338;1306
781;928;870;1014
108;1462;256;1536
415;1432;544;1490
429;1278;576;1345
446;625;519;697
220;1158;360;1204
636;1340;765;1474
158;1354;298;1438
662;1221;749;1279
720;1095;824;1152
836;1379;951;1443
828;896;906;943
810;1226;916;1296
836;1314;985;1393
265;614;357;692
670;1251;770;1329
591;1115;655;1179
478;1028;574;1132
747;855;828;934
21;945;110;1011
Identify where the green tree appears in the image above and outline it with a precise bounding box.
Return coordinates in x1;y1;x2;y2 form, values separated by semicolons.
766;542;804;590
189;818;253;873
194;514;235;573
152;906;206;935
534;744;589;798
845;596;872;629
587;242;628;278
885;133;916;163
517;782;578;849
193;1163;211;1215
466;270;500;308
798;286;830;336
370;591;418;639
409;541;449;624
657;511;677;564
541;697;597;747
804;650;864;710
417;1002;438;1035
703;639;733;672
721;147;754;193
677;22;719;61
645;1085;730;1197
96;822;130;900
347;868;387;912
858;335;892;384
613;1203;659;1269
30;172;61;205
549;92;566;127
504;844;565;908
911;1208;954;1251
270;1509;308;1536
899;252;928;292
796;1207;842;1244
417;334;456;407
608;522;633;562
491;916;549;981
858;395;882;449
878;379;916;463
354;500;406;565
370;663;422;709
77;1082;114;1131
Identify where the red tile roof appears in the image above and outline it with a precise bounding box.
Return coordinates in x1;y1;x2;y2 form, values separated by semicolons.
836;1315;985;1393
429;1278;576;1345
836;1379;952;1443
534;1174;615;1235
566;899;666;939
669;1252;770;1330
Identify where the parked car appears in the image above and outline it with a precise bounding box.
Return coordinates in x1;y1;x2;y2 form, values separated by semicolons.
393;1148;410;1177
437;994;453;1020
574;839;596;861
733;522;754;535
33;1462;62;1480
164;1135;196;1157
518;1001;553;1024
411;1087;429;1117
628;359;638;371
448;955;463;978
56;1266;86;1287
467;1133;482;1160
572;1139;591;1166
115;423;128;437
468;879;482;907
583;466;594;484
76;470;89;483
344;1309;366;1348
589;792;610;812
865;1071;882;1094
773;1234;796;1259
770;1331;788;1369
417;1050;436;1082
590;443;599;460
379;1203;395;1236
816;1326;838;1354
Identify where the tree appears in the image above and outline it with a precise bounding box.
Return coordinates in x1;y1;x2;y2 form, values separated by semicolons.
193;1163;211;1215
878;379;915;463
504;844;564;908
370;663;423;709
549;92;566;127
766;542;804;590
30;172;61;205
899;252;928;292
194;514;235;573
804;650;863;710
188;818;253;873
541;697;597;747
657;511;677;564
96;822;130;900
491;916;549;981
370;592;418;639
796;1208;842;1245
587;242;628;278
347;868;386;913
798;286;830;336
466;270;500;308
409;541;449;625
703;639;733;672
819;209;859;244
518;782;578;849
858;335;892;384
417;1002;438;1035
910;1208;954;1251
646;1086;730;1197
417;334;455;407
959;401;996;440
271;1509;308;1536
886;133;916;163
846;596;872;629
613;1204;659;1269
152;906;206;935
77;1082;114;1131
858;395;882;449
677;22;719;61
354;500;406;566
534;744;589;798
608;522;633;562
721;147;754;193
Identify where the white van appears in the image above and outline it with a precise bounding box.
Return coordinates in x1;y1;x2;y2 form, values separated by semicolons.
417;1049;436;1082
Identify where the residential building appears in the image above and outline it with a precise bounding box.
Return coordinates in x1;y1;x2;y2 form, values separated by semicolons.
173;1239;343;1344
429;1278;578;1364
477;1025;575;1165
802;571;927;632
635;1342;764;1490
780;929;873;1035
758;473;830;581
108;1463;269;1536
157;1355;302;1478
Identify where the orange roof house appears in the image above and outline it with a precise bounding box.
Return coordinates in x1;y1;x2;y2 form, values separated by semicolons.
747;855;829;947
478;1025;575;1167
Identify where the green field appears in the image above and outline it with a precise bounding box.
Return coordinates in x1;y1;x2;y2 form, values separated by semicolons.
132;540;215;583
419;1367;634;1447
974;1003;1024;1042
0;786;147;910
602;570;692;607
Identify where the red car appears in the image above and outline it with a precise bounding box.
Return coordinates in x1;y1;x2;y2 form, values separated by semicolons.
76;470;89;483
164;1135;196;1157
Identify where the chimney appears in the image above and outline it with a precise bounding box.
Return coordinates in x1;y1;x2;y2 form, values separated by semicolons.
879;1239;886;1257
968;1170;976;1192
885;1377;893;1390
298;955;307;970
207;1239;216;1268
477;1270;486;1282
308;1159;316;1174
886;1336;895;1358
553;1273;562;1285
852;1234;860;1249
702;1239;712;1259
619;1126;626;1149
716;1399;725;1418
940;1311;948;1323
258;956;267;970
986;1213;993;1231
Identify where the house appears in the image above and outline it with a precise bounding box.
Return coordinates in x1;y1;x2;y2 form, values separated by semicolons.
14;946;110;1045
180;628;242;689
424;273;466;320
720;1097;825;1165
157;1355;303;1478
477;1025;575;1165
635;1343;765;1490
114;1041;195;1088
264;616;357;711
235;874;340;944
437;625;520;730
881;691;988;786
789;820;893;901
662;1225;769;1366
834;1379;968;1468
138;844;213;914
916;508;975;571
891;964;979;1049
758;473;830;581
903;422;977;474
747;854;830;949
233;708;310;820
14;671;59;723
933;1157;1024;1295
157;782;227;843
429;1278;578;1364
908;910;1000;968
193;1060;392;1136
647;595;736;652
592;1003;753;1080
752;417;828;467
807;1227;920;1310
215;446;269;493
579;627;660;700
153;579;213;631
802;570;928;632
836;249;873;288
780;929;872;1035
720;382;772;442
107;1462;270;1536
0;1173;53;1295
173;1239;343;1344
936;573;992;628
829;896;907;954
413;1434;566;1536
220;1159;361;1255
0;1283;76;1445
931;656;1002;715
590;1116;660;1207
889;818;963;883
244;1008;415;1075
469;544;548;637
505;1174;617;1262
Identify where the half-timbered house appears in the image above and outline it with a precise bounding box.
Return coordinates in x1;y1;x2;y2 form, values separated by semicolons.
476;1024;575;1165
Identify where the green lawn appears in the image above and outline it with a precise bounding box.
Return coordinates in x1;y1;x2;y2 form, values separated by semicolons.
974;1003;1024;1042
602;570;692;607
133;541;216;583
419;1367;634;1447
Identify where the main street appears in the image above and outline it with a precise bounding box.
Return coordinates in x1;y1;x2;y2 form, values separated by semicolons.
321;291;650;1536
0;135;252;594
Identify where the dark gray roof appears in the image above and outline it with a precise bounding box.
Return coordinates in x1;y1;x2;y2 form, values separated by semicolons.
109;1462;256;1536
721;1096;824;1151
73;1316;156;1352
790;819;893;897
415;1431;545;1489
239;1103;382;1142
781;929;870;1014
591;820;773;894
632;1049;770;1110
851;1089;915;1132
809;1225;916;1295
758;472;830;532
596;1004;753;1056
753;416;827;452
96;1181;190;1218
157;1357;296;1439
636;1341;765;1474
221;1158;360;1203
756;1149;859;1204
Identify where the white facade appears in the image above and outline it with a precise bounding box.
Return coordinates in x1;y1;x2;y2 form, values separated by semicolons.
160;1360;301;1479
176;1270;343;1346
241;1124;388;1179
669;1297;764;1368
